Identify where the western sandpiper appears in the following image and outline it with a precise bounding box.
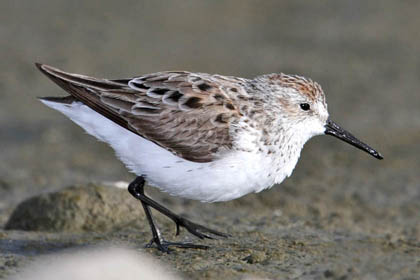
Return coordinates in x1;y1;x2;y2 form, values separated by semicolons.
36;63;383;252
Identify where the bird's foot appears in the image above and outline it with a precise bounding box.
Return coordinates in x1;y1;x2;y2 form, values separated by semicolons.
145;237;209;253
174;216;230;239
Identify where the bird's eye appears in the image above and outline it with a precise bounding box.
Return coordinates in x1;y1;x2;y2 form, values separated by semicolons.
300;103;310;111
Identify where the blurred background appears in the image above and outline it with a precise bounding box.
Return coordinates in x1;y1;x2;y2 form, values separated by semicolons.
1;0;419;278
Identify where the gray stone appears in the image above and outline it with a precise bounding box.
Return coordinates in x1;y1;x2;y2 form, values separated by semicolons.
5;183;144;232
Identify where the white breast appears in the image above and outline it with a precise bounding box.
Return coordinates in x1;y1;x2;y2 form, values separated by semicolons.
41;100;301;202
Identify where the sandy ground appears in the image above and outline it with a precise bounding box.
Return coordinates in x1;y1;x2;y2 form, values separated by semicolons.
1;1;419;279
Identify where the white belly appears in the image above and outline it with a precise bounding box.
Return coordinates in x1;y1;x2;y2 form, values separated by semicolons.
41;100;296;202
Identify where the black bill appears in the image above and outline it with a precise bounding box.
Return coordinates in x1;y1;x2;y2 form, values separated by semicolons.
325;118;383;160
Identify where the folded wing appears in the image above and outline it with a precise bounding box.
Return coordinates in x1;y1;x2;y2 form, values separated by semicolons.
36;64;242;162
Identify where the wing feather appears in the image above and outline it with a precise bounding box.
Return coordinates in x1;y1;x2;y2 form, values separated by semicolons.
36;63;242;162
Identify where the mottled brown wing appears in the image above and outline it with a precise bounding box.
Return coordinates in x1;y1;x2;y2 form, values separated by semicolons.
36;64;242;162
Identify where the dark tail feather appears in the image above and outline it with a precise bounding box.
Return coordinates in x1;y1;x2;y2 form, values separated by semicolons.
35;63;125;90
35;63;135;135
38;95;76;104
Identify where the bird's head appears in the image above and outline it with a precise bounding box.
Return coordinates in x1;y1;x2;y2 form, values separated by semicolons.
260;73;383;159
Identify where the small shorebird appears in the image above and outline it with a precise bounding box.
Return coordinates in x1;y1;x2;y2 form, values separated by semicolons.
36;63;383;252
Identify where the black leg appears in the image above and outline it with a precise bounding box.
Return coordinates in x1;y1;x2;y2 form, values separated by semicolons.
128;176;229;252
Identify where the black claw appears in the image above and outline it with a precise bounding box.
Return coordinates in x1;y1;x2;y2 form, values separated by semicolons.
192;231;205;239
146;238;209;253
175;222;180;236
177;219;229;239
167;242;209;250
200;233;213;240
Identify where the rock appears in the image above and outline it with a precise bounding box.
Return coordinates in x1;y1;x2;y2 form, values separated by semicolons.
5;183;144;232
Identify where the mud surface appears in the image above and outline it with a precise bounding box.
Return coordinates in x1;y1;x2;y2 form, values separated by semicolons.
1;1;419;279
